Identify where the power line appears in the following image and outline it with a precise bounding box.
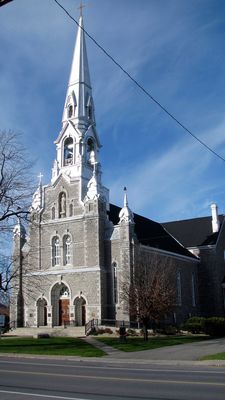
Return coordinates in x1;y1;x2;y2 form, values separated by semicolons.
53;0;225;164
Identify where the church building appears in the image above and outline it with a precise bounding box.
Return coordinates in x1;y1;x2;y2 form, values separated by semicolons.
11;15;225;330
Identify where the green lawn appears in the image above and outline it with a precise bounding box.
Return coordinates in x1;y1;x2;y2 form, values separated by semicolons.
201;352;225;361
96;335;209;352
0;337;105;357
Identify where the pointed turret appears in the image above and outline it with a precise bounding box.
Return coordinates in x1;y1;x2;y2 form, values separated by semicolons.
31;173;43;211
62;15;95;131
119;187;134;224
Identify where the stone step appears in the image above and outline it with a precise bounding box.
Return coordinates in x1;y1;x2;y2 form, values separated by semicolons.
7;326;86;338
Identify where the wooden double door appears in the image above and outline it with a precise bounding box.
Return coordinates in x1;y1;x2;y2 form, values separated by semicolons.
59;299;69;326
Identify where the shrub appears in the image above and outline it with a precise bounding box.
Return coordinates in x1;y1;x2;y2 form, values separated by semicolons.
183;317;205;334
96;328;105;335
203;317;225;337
163;325;177;335
104;328;113;334
127;328;136;336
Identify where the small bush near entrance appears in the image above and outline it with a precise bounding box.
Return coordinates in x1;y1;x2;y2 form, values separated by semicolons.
93;327;113;335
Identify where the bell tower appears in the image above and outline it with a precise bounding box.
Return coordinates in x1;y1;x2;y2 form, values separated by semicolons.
51;13;107;203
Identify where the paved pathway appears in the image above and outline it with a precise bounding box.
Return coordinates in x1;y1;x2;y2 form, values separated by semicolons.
84;336;225;362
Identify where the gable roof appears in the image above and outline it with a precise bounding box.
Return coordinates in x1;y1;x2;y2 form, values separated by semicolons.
108;204;197;259
162;215;224;248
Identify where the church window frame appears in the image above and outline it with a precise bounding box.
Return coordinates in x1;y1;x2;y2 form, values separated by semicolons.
52;236;60;267
112;262;118;304
63;234;72;266
52;207;55;220
87;105;92;120
68;104;73;118
63;137;74;166
176;270;182;306
59;192;67;218
191;272;196;307
87;137;95;153
86;96;94;121
86;137;95;165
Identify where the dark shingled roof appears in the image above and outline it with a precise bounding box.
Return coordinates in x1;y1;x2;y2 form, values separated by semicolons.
162;215;224;248
108;204;197;259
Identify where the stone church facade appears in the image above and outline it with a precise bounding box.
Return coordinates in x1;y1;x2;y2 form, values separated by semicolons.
11;16;225;329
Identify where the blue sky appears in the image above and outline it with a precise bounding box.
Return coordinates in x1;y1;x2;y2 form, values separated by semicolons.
1;0;225;222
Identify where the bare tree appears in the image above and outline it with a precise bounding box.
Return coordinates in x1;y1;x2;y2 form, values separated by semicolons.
0;130;34;300
0;130;33;226
122;252;176;341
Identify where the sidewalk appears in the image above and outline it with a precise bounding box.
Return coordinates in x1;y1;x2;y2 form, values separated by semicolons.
84;336;225;366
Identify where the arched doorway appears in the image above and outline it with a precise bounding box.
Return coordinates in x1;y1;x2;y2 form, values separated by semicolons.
74;297;86;326
51;283;70;326
37;298;47;326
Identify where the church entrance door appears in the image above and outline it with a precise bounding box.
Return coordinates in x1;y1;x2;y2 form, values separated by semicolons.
59;299;69;326
51;282;70;326
74;297;86;326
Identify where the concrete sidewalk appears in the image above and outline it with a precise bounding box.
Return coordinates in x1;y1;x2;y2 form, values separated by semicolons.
84;336;225;363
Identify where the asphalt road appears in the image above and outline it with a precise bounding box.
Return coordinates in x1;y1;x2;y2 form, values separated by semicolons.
0;357;225;400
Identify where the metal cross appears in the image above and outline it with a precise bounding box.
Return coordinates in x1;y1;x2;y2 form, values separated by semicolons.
78;1;85;16
37;172;43;185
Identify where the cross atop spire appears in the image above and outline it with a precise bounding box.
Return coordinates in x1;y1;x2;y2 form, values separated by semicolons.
37;173;43;186
78;1;85;17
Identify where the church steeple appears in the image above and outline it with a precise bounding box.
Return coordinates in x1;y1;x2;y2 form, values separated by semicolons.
62;14;95;131
52;12;107;204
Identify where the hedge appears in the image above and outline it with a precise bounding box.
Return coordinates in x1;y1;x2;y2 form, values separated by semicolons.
184;316;225;337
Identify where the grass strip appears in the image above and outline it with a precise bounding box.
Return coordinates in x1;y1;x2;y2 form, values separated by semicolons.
201;352;225;361
0;337;105;357
96;335;209;352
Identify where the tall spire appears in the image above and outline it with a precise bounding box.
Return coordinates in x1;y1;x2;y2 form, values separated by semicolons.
52;9;107;205
119;187;134;224
62;14;94;130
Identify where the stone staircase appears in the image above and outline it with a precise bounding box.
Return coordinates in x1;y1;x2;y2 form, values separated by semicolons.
7;326;85;338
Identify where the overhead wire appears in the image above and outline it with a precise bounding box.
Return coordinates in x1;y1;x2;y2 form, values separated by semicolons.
53;0;225;163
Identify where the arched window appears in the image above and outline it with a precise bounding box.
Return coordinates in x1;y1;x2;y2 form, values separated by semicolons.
69;203;73;217
59;192;66;218
64;137;73;166
87;105;92;120
52;236;60;266
86;138;95;164
52;207;55;220
112;262;118;304
63;235;71;265
86;96;93;121
68;105;73;118
87;138;94;153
